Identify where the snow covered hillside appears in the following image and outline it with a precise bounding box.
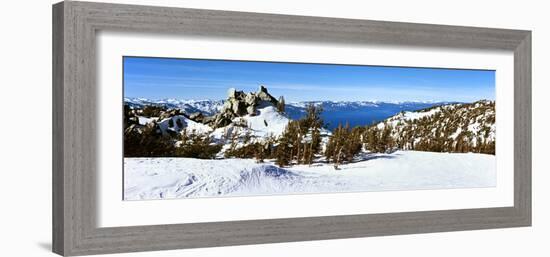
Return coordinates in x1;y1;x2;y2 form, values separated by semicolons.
211;106;290;140
124;150;496;200
368;100;496;154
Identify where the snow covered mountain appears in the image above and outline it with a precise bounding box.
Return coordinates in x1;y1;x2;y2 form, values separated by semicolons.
124;85;495;158
285;100;451;129
124;97;224;116
125;97;448;130
368;100;495;154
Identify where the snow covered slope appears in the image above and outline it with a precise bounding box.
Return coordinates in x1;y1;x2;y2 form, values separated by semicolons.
372;100;496;153
209;106;292;154
124;150;496;200
229;106;290;138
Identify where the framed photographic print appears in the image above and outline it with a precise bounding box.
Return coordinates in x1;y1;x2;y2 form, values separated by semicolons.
122;57;498;200
53;1;531;256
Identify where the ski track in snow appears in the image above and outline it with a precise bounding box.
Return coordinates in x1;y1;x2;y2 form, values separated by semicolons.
124;150;496;200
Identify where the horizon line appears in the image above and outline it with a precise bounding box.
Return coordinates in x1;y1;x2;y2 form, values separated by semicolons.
123;96;495;104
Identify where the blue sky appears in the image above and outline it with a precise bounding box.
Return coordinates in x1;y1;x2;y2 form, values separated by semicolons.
123;57;495;102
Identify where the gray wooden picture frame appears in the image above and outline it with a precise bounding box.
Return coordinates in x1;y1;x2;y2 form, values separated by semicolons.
52;1;531;256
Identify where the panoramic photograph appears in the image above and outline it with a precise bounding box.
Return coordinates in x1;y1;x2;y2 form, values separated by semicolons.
123;57;496;200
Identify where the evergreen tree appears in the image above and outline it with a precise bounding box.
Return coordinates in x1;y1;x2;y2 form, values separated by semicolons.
176;132;221;159
124;123;175;157
277;96;286;113
300;104;324;164
275;124;294;167
346;126;363;159
276;104;325;166
305;128;321;164
379;124;394;153
175;118;183;128
326;123;360;169
364;127;380;153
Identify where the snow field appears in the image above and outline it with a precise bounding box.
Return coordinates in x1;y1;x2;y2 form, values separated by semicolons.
124;150;496;200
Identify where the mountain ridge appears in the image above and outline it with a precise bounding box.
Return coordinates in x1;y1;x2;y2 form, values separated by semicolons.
124;97;459;110
124;86;495;159
364;100;495;154
124;97;458;129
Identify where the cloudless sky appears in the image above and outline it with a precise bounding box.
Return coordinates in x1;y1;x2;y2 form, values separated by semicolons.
123;57;495;102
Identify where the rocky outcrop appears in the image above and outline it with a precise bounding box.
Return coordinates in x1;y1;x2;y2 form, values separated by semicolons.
225;86;278;115
206;85;280;128
188;112;205;123
158;109;184;120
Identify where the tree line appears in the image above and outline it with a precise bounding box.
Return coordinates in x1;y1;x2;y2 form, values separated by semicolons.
124;100;496;169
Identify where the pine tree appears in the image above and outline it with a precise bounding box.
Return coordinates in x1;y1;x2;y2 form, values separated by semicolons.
328;124;342;169
379;124;394;153
346;126;363;160
176;132;222;159
124;123;175;157
301;104;323;164
294;121;304;163
365;127;380;153
277;96;286;113
254;142;265;163
175;118;183;128
325;123;354;169
276;104;326;166
305;128;321;164
275;124;294;167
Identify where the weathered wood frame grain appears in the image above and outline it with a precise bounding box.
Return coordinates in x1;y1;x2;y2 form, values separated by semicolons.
52;1;531;256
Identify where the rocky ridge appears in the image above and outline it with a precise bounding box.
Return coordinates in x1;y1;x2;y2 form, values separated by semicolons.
202;85;280;128
124;86;282;137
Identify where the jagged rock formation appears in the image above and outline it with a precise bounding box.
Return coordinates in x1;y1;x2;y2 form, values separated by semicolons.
205;85;280;128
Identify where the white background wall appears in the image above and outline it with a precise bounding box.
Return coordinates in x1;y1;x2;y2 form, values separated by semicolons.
0;0;548;256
